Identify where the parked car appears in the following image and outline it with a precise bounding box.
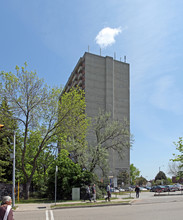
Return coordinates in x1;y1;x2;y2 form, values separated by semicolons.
150;186;158;192
128;187;134;191
124;187;134;191
155;185;166;192
145;186;151;190
151;185;165;192
173;184;183;191
139;187;148;191
114;187;120;193
164;185;176;192
119;188;125;192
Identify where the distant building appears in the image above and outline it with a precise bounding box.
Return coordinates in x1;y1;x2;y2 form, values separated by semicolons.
172;176;183;184
63;52;130;178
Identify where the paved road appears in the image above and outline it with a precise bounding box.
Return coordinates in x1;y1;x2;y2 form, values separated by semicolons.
14;192;183;220
14;201;183;220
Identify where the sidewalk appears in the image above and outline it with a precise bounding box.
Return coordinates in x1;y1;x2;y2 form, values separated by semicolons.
15;191;183;212
15;195;134;212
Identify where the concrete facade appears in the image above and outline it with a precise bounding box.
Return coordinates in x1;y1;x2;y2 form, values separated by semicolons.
63;52;130;178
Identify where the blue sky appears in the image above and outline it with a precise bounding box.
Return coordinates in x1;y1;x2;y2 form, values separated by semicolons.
1;0;183;180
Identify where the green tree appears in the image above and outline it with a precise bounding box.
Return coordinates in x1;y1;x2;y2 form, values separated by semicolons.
166;177;172;184
87;110;132;175
135;176;147;186
47;149;93;200
0;98;19;182
117;171;129;186
171;137;183;165
169;137;183;183
130;164;140;185
0;64;88;199
168;162;183;177
155;171;167;182
58;87;89;166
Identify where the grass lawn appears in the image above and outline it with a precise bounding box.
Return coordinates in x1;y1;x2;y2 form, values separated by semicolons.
15;197;119;204
51;200;131;208
15;198;73;204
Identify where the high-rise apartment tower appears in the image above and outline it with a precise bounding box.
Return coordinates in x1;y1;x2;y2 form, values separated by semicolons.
63;52;130;178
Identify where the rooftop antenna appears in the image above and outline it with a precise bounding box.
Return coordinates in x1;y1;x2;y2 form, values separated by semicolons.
124;55;126;63
100;48;101;56
114;52;116;60
88;45;90;53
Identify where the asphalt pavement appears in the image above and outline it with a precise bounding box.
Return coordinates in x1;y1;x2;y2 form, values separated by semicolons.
14;191;183;212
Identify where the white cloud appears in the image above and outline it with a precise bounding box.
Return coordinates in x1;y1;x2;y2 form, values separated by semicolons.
95;27;122;48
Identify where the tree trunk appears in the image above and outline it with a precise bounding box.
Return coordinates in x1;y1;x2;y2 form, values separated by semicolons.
23;180;31;199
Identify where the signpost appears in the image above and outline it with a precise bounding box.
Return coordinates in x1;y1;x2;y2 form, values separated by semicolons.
55;165;58;205
12;132;16;208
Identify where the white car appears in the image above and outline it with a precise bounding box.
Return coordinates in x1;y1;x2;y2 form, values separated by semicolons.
114;188;120;193
119;188;125;192
139;187;148;191
174;184;183;191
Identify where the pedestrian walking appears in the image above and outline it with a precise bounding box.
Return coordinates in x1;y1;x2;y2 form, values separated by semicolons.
91;184;96;202
135;185;140;198
84;185;91;202
105;183;111;201
0;196;14;220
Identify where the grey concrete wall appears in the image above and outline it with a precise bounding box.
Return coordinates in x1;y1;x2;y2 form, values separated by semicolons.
85;53;106;117
84;53;130;177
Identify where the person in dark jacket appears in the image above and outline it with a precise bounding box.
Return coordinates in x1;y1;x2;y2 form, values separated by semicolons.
0;196;14;220
84;185;91;202
105;183;111;201
135;185;140;198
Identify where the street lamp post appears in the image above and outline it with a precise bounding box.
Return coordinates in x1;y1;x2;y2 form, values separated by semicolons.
12;131;16;208
55;165;58;205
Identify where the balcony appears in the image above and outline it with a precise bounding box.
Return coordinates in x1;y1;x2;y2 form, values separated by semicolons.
72;81;78;87
78;66;82;73
78;80;83;87
78;72;83;80
65;86;71;92
72;73;77;82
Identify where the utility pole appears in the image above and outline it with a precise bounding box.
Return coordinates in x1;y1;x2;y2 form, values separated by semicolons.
55;165;58;205
12;131;16;207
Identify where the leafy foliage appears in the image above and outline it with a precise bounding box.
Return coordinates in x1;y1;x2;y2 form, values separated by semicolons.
130;164;140;185
0;65;88;198
58;88;89;166
168;162;183;177
47;149;94;200
135;176;147;186
117;170;129;186
87;110;131;175
155;171;167;181
169;137;183;182
0;99;19;182
171;137;183;164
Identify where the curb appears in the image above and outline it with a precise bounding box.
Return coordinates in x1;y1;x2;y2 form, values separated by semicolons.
154;193;183;197
51;202;132;209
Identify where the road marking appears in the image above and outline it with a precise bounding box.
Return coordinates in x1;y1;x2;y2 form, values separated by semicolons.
50;210;54;220
46;210;49;220
45;210;54;220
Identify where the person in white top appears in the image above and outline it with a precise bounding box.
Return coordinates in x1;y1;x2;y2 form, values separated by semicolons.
0;196;14;220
